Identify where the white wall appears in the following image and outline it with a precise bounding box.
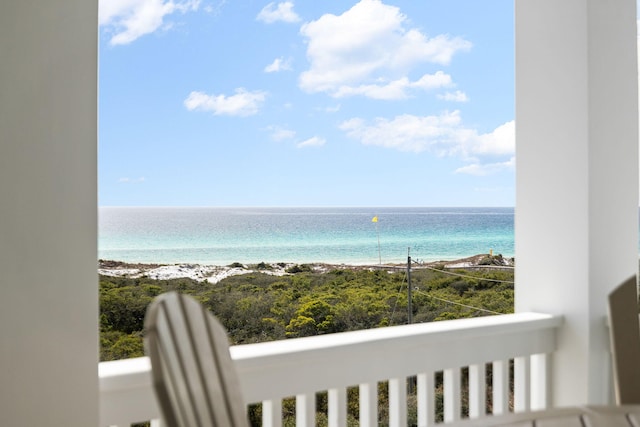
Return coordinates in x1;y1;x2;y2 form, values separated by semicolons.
515;0;638;406
0;1;99;426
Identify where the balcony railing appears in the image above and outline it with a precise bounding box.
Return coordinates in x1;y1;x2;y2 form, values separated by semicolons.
99;312;562;427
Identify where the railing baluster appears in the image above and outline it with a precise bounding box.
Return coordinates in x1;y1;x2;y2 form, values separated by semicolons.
328;388;346;427
262;399;282;427
444;368;461;423
296;393;314;427
530;353;550;410
417;372;435;427
492;359;509;415
468;364;485;419
99;313;561;427
359;382;378;427
388;377;407;427
514;356;531;412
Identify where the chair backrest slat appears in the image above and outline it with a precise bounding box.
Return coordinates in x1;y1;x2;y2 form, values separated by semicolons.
154;300;201;427
145;292;249;427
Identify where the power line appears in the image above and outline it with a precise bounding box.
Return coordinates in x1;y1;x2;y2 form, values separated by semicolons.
370;261;514;284
418;264;515;284
414;289;504;316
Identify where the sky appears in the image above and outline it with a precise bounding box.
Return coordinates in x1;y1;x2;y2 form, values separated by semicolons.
98;0;515;207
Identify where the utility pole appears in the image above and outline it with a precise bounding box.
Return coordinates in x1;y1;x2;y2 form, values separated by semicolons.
407;247;412;325
407;247;414;395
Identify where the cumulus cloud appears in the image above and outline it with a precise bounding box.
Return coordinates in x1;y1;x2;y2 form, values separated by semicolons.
257;2;301;24
267;126;296;141
340;112;513;156
99;0;200;45
455;157;515;176
340;112;514;174
332;71;453;100
184;89;267;116
471;120;515;156
438;90;469;102
264;57;293;73
297;136;326;148
299;0;471;98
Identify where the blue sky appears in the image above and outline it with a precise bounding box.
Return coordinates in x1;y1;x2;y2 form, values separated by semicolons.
98;0;514;207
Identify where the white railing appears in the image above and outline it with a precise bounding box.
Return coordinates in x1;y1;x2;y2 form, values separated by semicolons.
99;312;562;427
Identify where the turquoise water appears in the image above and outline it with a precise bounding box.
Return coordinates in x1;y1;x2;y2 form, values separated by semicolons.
98;207;514;265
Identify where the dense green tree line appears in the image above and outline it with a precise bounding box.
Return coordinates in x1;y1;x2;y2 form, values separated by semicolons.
99;263;514;425
100;264;513;360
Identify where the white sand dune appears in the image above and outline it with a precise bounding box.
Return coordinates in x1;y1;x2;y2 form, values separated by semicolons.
99;254;513;284
98;261;292;284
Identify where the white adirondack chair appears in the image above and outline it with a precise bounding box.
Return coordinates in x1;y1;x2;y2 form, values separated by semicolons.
608;275;640;405
144;291;249;427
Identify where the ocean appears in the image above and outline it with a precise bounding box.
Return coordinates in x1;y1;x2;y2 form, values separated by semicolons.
98;207;514;266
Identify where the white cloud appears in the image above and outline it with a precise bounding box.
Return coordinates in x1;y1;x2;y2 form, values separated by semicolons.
438;90;469;102
472;120;515;156
256;2;301;24
99;0;200;45
118;176;146;183
203;0;226;15
297;136;326;148
264;57;292;73
299;0;471;98
340;112;515;175
320;104;341;113
184;89;267;116
267;126;296;141
340;112;514;156
332;72;452;100
455;157;515;176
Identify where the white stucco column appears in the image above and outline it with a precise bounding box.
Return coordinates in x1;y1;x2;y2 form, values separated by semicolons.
0;1;98;426
515;0;638;406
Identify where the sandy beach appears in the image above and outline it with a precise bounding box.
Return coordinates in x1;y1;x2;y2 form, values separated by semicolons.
98;254;514;284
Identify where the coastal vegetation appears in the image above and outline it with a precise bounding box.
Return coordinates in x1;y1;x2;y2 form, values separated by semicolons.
100;257;514;426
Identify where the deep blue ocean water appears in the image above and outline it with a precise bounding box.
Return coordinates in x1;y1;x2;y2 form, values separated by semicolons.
98;207;514;265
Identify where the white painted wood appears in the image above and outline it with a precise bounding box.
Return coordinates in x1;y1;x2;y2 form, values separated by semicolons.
492;360;509;415
359;382;378;427
99;357;162;425
515;0;638;406
328;388;346;427
444;405;640;427
468;364;486;419
262;399;282;427
0;1;99;426
530;354;550;411
233;313;561;403
417;373;435;426
389;378;407;427
444;368;461;422
99;313;561;426
144;292;248;427
514;356;530;412
296;393;314;427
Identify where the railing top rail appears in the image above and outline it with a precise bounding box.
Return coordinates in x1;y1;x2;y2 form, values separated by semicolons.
99;312;561;395
98;312;562;425
100;356;151;391
230;312;562;360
